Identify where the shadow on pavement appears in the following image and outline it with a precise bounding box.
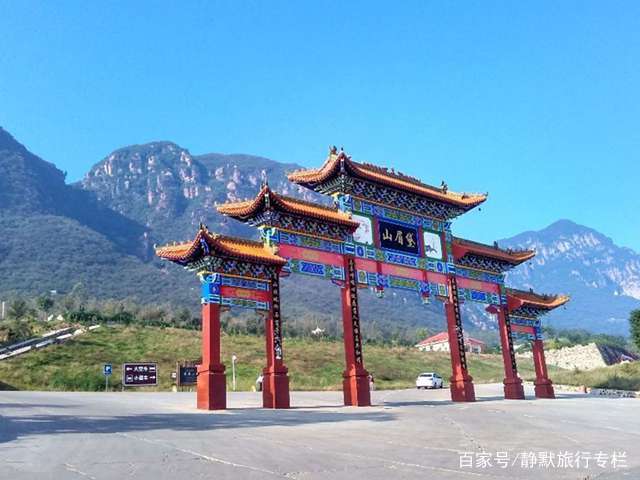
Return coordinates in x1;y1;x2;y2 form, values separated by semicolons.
382;393;586;407
381;398;454;407
0;403;79;409
0;408;395;444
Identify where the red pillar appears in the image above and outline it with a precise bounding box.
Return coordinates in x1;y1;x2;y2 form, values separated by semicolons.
445;276;475;402
341;257;371;406
262;272;290;408
495;307;525;400
197;303;227;410
532;339;555;399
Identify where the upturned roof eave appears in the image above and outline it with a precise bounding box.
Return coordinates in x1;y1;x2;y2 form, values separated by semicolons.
452;237;536;266
217;185;360;230
155;227;287;266
287;152;487;209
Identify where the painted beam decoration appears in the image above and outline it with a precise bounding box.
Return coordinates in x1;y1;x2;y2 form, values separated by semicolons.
201;273;272;311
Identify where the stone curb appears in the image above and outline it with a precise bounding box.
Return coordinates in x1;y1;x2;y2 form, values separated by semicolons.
551;383;639;398
587;387;639;398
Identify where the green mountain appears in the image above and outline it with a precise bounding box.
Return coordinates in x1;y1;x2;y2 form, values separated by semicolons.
0;129;449;342
0;128;190;304
0;127;147;254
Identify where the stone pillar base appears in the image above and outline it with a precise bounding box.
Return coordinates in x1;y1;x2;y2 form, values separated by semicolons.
503;377;525;400
450;375;476;402
534;379;556;399
262;365;290;409
197;364;227;410
343;368;371;406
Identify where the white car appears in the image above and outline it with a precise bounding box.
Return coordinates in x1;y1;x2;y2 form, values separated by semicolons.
416;372;444;389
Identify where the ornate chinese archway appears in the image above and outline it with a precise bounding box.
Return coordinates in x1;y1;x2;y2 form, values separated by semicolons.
156;228;290;409
506;288;569;399
156;147;569;409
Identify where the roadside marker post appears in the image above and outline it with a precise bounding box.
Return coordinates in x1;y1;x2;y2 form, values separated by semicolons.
231;354;238;391
103;363;112;392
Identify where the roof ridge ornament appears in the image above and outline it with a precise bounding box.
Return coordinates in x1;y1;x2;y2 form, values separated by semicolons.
261;226;277;249
264;188;271;209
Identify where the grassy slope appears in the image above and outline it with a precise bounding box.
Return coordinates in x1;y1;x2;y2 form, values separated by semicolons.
552;362;640;391
0;325;555;392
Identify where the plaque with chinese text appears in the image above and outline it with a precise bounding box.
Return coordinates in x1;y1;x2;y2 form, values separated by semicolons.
377;220;420;255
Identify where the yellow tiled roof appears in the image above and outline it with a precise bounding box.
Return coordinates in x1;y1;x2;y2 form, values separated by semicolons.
217;185;359;229
288;151;487;209
155;227;287;265
453;237;535;265
507;288;570;310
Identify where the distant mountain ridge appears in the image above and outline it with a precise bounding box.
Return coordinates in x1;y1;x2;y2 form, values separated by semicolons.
0;126;637;337
78;142;319;244
501;219;640;334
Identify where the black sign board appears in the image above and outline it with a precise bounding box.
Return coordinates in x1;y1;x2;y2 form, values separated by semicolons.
178;365;198;386
123;362;158;387
378;220;420;255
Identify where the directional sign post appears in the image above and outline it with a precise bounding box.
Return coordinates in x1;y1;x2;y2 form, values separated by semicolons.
103;363;112;392
122;363;158;387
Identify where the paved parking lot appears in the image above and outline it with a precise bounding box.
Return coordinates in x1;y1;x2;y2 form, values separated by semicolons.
1;384;638;479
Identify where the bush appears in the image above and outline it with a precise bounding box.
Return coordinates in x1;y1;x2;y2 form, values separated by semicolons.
49;369;106;391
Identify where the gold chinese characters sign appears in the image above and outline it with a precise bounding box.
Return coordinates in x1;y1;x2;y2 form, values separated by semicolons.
378;220;420;255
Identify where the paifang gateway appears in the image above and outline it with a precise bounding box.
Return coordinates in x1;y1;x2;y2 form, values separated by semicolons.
156;147;569;410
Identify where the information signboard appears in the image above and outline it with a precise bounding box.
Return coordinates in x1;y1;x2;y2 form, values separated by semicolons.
178;365;198;386
122;362;158;387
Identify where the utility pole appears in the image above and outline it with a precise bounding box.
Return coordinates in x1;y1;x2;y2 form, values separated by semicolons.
231;354;238;391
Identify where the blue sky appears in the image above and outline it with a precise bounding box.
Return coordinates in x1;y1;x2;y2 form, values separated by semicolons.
1;1;638;249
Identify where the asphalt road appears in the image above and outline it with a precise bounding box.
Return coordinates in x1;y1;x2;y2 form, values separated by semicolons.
0;384;637;479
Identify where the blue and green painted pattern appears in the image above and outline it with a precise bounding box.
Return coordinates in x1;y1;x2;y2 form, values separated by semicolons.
282;258;346;281
267;195;509;302
356;270;448;297
200;273;271;310
457;287;501;305
349;197;450;232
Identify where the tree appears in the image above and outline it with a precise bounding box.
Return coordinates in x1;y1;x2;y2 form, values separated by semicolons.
68;282;88;309
7;299;28;320
36;296;54;321
630;310;640;352
415;327;429;343
5;319;33;343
